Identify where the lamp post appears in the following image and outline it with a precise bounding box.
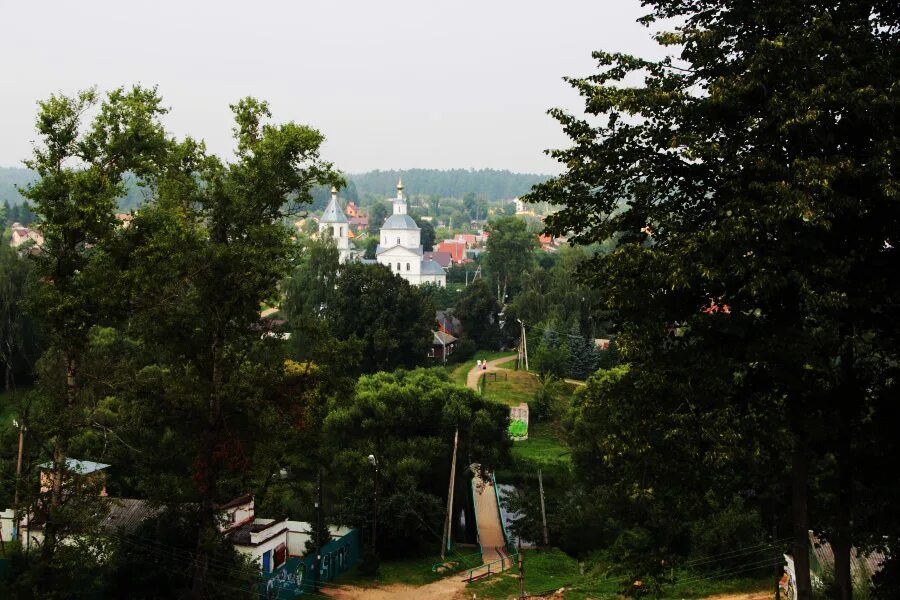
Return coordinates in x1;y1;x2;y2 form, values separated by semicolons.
367;454;378;563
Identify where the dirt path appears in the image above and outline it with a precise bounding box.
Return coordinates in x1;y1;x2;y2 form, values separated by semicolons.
700;593;770;600
465;354;517;390
321;577;468;599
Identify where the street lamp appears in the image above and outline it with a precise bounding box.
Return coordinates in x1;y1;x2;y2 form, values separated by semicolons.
367;454;378;563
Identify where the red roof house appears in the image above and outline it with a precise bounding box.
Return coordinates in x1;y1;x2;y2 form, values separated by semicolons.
437;240;467;264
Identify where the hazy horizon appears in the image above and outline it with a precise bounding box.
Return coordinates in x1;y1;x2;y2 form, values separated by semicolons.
0;0;665;174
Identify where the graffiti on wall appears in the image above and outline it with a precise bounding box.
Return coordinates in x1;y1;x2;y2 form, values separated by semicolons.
260;529;360;599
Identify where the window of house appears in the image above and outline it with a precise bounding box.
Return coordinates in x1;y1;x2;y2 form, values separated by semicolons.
397;237;400;245
406;263;410;271
397;263;401;271
274;543;287;569
339;227;343;237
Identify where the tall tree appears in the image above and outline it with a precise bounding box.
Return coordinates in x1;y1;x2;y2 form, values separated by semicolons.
454;278;502;349
119;97;337;596
22;86;168;564
482;216;536;304
327;262;433;373
528;2;900;598
0;245;39;391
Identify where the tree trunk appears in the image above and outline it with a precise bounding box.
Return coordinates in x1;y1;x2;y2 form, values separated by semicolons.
792;438;813;600
192;333;224;600
833;331;856;600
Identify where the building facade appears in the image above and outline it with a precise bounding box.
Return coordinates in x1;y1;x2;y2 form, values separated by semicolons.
375;179;446;286
319;187;355;263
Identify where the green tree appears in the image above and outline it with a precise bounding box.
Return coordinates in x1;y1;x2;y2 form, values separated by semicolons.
324;368;510;557
0;245;40;390
528;2;900;597
118;97;337;595
454;278;501;350
566;325;599;381
367;201;390;235
482;216;536;304
21;86;168;569
328;262;433;372
531;323;570;379
411;212;435;251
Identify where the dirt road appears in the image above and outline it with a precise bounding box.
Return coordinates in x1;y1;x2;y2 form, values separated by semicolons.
465;355;517;390
321;577;467;599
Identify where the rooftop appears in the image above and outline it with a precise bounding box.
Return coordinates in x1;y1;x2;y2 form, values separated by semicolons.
39;458;110;475
382;213;419;230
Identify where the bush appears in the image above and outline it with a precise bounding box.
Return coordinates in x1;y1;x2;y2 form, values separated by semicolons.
529;376;567;422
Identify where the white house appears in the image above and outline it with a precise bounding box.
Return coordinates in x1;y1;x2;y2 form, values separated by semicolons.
375;179;446;287
230;517;352;575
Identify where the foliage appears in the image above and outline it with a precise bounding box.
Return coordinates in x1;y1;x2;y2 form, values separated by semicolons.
529;375;567;422
324;368;511;557
410;212;435;250
527;0;900;593
418;282;460;312
482;216;536;303
531;323;570;379
0;245;41;390
327;262;434;373
349;168;549;202
453;278;502;349
367;201;390;235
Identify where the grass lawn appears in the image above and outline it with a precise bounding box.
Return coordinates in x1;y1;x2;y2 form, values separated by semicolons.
467;548;585;598
510;422;572;469
481;369;540;406
468;548;771;599
334;549;482;587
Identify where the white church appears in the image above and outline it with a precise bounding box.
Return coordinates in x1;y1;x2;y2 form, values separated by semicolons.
319;179;446;287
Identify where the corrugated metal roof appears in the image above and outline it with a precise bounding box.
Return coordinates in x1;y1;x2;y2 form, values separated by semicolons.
99;498;161;532
39;458;110;474
433;330;458;345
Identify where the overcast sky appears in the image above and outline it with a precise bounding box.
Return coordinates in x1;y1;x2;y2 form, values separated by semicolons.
0;0;665;174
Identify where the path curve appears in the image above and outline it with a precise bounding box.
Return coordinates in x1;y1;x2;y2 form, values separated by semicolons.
465;354;517;390
322;577;467;599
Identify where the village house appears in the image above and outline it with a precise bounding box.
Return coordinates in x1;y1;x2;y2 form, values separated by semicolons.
9;222;43;249
429;330;458;362
436;239;467;264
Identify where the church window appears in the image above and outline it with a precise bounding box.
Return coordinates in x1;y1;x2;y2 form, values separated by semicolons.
406;263;410;271
397;237;400;245
339;227;343;236
397;263;401;271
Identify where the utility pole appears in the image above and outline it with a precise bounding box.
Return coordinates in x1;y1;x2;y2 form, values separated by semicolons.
13;417;25;541
441;429;460;560
368;454;379;566
517;539;525;600
538;469;549;547
314;469;323;591
517;319;529;371
774;523;781;600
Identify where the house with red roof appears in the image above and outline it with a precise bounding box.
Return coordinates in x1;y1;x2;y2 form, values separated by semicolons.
437;240;467;264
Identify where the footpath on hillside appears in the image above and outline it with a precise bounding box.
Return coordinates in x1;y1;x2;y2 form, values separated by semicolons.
464;354;517;390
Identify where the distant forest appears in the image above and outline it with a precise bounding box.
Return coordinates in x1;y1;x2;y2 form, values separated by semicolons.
348;168;550;201
1;166;548;212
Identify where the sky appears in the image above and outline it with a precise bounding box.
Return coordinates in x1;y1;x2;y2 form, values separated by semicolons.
0;0;665;175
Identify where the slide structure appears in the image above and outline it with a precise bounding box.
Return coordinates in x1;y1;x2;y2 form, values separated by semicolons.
465;468;515;580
